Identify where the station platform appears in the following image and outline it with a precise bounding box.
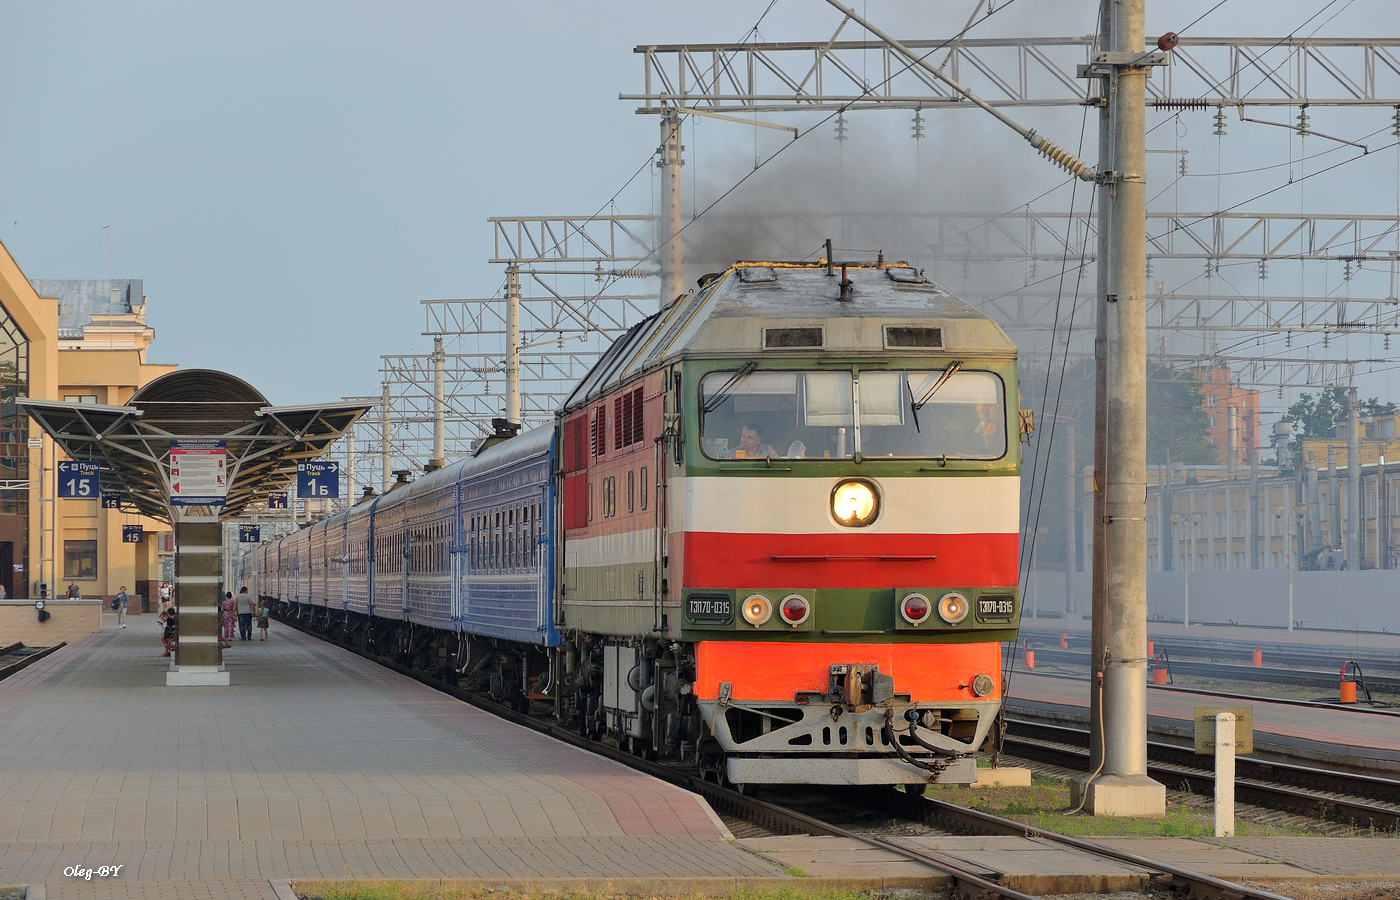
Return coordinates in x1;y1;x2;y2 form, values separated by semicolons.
6;617;1399;900
1006;669;1400;771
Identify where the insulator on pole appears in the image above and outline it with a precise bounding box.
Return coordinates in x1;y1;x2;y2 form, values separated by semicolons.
1297;106;1310;136
1213;108;1227;136
835;113;849;142
1257;259;1268;280
1392;106;1400;137
1179;153;1188;176
910;110;925;140
1026;132;1092;181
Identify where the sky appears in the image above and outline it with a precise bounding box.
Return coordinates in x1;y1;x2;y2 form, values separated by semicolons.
3;0;1400;421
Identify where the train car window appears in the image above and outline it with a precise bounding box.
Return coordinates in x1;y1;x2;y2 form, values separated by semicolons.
700;370;853;460
859;370;1006;460
640;467;648;510
588;481;594;522
627;470;635;513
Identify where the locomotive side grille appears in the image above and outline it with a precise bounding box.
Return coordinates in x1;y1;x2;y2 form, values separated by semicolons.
883;326;943;349
763;327;824;349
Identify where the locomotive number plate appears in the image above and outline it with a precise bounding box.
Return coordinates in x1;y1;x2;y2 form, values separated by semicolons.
978;596;1016;619
687;596;732;623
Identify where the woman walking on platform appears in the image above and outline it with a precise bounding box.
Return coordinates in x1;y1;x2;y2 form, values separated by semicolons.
219;591;236;649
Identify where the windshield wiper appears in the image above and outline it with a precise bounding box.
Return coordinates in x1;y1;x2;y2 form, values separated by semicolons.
701;362;757;414
907;380;922;433
911;360;963;412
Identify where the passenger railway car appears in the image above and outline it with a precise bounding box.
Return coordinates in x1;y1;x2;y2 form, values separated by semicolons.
257;260;1023;787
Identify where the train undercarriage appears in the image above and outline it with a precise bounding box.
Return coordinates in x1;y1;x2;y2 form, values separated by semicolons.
271;598;1001;787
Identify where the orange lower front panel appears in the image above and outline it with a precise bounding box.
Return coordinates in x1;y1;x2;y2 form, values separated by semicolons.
694;641;1002;704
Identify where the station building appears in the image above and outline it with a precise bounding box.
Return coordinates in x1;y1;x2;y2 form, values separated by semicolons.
0;241;176;607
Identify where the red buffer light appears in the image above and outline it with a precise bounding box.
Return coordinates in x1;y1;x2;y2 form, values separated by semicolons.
779;593;811;626
901;592;932;625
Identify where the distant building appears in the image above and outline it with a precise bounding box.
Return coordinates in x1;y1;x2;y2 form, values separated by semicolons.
1191;364;1260;468
0;254;180;607
26;278;177;605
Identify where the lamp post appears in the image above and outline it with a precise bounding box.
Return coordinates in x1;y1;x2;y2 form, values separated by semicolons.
1169;513;1201;628
1273;504;1308;633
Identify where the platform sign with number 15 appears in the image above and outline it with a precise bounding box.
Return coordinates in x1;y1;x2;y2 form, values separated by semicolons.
57;461;100;499
296;461;339;499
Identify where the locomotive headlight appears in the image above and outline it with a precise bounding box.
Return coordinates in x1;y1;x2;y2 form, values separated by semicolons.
741;593;773;626
831;478;879;527
937;591;970;625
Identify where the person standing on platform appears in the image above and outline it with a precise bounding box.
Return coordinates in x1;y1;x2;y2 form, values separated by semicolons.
159;581;172;612
236;586;254;641
113;586;129;628
220;591;236;649
257;599;269;641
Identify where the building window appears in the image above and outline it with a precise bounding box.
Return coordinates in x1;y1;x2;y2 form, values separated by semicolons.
64;540;97;579
63;394;97;404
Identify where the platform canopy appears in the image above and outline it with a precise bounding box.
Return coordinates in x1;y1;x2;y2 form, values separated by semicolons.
19;369;373;522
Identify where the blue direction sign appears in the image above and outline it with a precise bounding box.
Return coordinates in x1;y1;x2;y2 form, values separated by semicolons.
101;492;122;509
57;461;100;499
121;524;143;543
239;524;261;543
296;461;339;499
267;492;288;509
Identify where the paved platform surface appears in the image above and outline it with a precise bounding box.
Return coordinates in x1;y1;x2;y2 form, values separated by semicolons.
0;618;772;899
8;616;1400;899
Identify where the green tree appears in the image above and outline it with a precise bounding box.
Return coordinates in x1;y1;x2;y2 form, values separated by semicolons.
1276;390;1396;452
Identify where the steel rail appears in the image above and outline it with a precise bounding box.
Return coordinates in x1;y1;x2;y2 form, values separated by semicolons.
277;610;1299;900
1017;646;1400;693
1011;665;1400;716
1005;719;1400;829
0;643;66;682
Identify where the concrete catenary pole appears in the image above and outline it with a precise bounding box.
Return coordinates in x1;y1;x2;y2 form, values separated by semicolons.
1328;445;1341;551
658;109;684;308
381;382;391;494
1348;388;1362;569
347;425;356;506
505;265;522;426
430;337;446;469
1064;420;1077;613
1076;0;1166;817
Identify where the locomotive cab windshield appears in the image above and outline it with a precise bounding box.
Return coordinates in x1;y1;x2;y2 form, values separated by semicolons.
699;366;1007;460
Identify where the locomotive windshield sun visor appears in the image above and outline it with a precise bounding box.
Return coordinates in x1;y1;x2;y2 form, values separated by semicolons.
699;368;1006;461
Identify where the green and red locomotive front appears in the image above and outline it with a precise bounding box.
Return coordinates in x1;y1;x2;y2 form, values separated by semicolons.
556;261;1022;786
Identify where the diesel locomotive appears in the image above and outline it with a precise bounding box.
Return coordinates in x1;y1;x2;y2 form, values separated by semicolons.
255;259;1024;787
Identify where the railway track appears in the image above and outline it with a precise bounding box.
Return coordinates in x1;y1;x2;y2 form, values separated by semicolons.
1019;626;1400;674
279;612;1295;900
0;642;63;680
1008;644;1400;695
1005;717;1400;832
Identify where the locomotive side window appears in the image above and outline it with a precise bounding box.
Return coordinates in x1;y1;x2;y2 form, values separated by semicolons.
700;370;853;460
640;466;648;510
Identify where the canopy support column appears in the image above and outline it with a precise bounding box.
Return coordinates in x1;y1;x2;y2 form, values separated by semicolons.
168;513;228;685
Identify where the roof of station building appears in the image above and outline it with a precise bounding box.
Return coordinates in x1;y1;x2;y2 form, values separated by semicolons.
29;279;143;339
560;261;1016;413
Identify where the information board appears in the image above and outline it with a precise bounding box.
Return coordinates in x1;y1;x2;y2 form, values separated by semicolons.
1194;706;1253;755
121;524;143;544
297;461;339;499
57;461;100;499
169;440;228;507
267;493;288;509
239;524;261;543
101;492;122;509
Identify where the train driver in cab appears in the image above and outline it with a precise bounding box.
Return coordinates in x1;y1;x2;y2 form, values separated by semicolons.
734;422;777;459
